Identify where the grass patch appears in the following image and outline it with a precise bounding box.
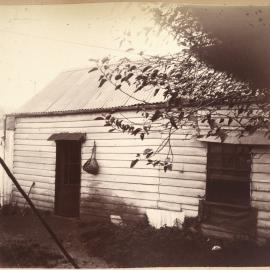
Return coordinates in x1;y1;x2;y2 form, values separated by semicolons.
80;219;270;267
0;239;65;268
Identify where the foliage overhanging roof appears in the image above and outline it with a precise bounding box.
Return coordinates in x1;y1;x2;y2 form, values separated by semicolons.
13;68;165;117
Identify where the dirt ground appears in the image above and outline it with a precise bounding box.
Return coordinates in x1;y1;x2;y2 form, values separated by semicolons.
0;210;110;268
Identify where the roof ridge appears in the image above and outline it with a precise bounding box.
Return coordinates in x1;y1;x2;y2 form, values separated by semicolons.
60;66;91;73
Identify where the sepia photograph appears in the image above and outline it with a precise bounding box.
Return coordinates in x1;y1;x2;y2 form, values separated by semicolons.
0;0;270;268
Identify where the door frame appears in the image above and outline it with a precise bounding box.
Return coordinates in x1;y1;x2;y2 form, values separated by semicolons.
54;140;82;217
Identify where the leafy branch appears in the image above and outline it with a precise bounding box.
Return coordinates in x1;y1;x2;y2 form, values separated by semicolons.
91;6;270;171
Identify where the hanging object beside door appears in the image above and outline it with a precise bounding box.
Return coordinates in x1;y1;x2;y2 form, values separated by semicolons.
83;140;99;175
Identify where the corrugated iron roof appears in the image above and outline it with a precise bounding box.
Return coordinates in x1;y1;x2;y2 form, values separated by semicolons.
15;68;165;116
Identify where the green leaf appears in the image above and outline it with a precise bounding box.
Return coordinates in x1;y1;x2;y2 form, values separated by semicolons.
151;69;159;78
101;57;109;63
142;66;151;72
228;117;233;126
115;85;121;90
129;65;137;71
88;67;98;73
170;117;178;129
98;78;107;88
94;117;104;120
140;133;145;140
133;128;142;135
143;148;153;155
115;74;122;80
151;110;162;122
130;159;139;168
154;88;160;96
153;160;159;166
146;159;153;165
108;128;116;132
167;164;173;171
143;126;149;135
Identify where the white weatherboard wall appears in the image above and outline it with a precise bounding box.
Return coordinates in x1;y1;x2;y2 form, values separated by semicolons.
11;111;270;239
12;111;206;224
1;116;15;205
251;145;270;240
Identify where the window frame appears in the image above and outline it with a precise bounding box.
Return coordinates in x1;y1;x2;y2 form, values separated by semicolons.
206;143;252;206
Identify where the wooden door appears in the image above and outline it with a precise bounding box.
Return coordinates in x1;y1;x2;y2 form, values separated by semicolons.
55;140;81;217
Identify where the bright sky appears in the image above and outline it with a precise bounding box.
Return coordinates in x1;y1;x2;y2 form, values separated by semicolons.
0;2;181;112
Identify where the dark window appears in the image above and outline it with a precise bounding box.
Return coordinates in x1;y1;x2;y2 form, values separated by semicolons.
206;143;251;206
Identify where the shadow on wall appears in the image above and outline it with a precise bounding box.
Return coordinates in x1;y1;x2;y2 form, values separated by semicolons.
80;179;148;225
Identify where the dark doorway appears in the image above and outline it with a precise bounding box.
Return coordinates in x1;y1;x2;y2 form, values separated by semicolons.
55;140;82;217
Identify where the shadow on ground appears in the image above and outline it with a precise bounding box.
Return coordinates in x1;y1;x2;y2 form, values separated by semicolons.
0;207;110;268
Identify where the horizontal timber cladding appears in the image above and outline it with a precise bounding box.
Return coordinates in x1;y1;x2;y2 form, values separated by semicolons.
251;146;270;239
13;111;208;221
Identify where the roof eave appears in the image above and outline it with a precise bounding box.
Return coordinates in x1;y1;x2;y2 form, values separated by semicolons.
7;103;166;118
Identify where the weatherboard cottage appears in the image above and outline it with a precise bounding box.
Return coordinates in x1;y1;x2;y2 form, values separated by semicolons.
1;68;270;241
